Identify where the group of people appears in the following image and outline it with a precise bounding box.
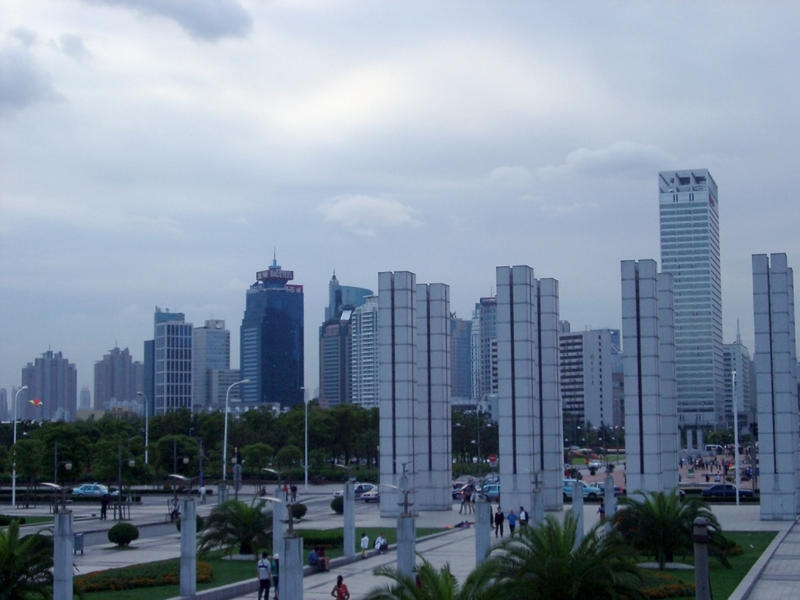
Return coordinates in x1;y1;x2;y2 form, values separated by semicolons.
458;487;478;514
256;552;280;600
306;548;351;599
493;506;528;537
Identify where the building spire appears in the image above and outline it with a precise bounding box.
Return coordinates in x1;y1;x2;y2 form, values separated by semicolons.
736;319;742;344
271;247;278;269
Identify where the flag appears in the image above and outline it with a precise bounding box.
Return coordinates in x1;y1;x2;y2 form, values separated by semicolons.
29;398;43;407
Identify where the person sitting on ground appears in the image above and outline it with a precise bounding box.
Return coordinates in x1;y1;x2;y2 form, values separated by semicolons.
374;533;388;553
308;546;329;572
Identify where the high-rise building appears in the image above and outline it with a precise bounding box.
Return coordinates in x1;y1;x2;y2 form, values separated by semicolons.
21;350;78;422
209;368;243;409
319;273;372;408
79;386;91;409
723;332;756;431
0;388;7;421
658;169;723;426
94;347;142;409
153;307;193;414
471;297;498;412
559;325;617;433
192;320;231;411
350;295;379;409
240;257;304;408
449;316;472;406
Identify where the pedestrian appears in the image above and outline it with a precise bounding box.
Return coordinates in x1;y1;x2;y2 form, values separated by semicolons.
100;493;109;520
494;507;505;537
199;484;207;504
459;489;467;514
257;551;273;600
469;489;477;514
271;553;279;600
290;483;298;503
598;499;606;523
360;532;369;559
331;574;350;600
519;506;528;529
374;532;388;553
507;509;517;536
282;483;289;501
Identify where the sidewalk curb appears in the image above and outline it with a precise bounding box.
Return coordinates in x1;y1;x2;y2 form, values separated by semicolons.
728;518;797;600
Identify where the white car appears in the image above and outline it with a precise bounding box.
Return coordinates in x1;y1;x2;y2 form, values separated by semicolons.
333;482;376;499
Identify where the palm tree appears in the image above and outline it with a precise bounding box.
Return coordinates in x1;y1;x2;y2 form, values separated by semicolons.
0;520;53;600
198;498;272;555
486;514;644;600
363;556;495;600
616;489;728;569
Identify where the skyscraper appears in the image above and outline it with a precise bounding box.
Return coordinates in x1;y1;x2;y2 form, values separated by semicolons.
350;295;379;408
153;307;193;414
94;347;142;409
659;169;723;426
192;320;231;411
723;332;756;430
240;257;304;408
449;316;472;406
471;296;498;413
21;350;78;422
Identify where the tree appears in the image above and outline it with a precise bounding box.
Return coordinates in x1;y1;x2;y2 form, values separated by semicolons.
275;445;302;469
241;443;275;477
198;499;272;556
364;555;494;600
616;489;729;569
0;520;53;600
486;514;644;600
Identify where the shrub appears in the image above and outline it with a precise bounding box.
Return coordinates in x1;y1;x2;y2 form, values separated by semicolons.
75;559;212;592
175;514;205;533
0;515;27;526
108;522;139;547
641;571;695;598
290;503;307;520
331;496;343;514
299;529;343;549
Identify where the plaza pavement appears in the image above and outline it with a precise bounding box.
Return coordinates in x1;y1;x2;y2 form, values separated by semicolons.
5;484;799;599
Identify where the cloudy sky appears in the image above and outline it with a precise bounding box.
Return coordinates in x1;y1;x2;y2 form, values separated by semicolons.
1;1;798;398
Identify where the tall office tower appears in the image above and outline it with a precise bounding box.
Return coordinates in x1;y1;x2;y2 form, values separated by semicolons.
496;266;563;514
414;283;452;510
659;169;723;426
471;297;498;413
752;253;798;520
723;335;756;430
0;388;7;420
143;339;155;416
240;258;304;409
153;307;193;414
621;260;678;494
559;327;616;434
79;386;91;409
350;296;379;408
449;316;472;407
378;271;416;516
21;350;78;422
209;368;243;409
319;273;372;408
94;347;140;409
192;320;231;411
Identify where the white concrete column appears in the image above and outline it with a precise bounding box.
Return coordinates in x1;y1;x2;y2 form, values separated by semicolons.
180;497;197;597
343;480;355;558
397;513;416;577
603;472;616;532
571;483;584;548
272;501;286;558
282;534;303;600
475;498;490;565
53;510;73;600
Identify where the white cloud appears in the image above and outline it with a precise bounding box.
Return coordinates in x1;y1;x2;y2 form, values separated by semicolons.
58;33;90;61
538;141;674;180
0;32;60;115
486;166;534;187
318;195;421;237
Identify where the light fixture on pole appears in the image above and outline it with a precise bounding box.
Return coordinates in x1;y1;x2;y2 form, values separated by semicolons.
136;391;149;464
11;385;29;509
222;378;250;498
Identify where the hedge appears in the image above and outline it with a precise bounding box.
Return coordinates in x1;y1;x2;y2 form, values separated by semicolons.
75;559;213;592
0;515;27;526
298;529;343;549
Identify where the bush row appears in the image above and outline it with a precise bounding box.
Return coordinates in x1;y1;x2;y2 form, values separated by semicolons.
75;558;213;592
0;515;27;525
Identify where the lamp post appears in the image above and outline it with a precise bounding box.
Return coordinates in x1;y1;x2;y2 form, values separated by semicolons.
11;385;29;508
222;378;250;500
303;388;309;490
136;392;149;464
117;438;136;520
732;370;741;506
53;441;72;486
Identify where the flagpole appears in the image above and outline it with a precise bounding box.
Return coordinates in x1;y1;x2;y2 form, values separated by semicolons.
11;386;29;509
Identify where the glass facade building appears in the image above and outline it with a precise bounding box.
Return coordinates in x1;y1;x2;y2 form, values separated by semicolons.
659;169;723;425
240;258;304;408
153;307;193;414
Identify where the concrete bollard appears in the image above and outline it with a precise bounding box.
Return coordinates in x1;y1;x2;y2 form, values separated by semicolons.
343;479;355;558
475;497;490;564
272;500;286;559
180;498;197;597
283;534;303;600
53;509;73;600
397;513;416;577
603;472;616;532
693;517;711;600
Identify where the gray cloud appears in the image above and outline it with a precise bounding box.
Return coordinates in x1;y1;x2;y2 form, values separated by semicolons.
58;33;90;61
88;0;252;41
10;27;36;46
319;195;422;237
0;34;59;115
538;141;674;181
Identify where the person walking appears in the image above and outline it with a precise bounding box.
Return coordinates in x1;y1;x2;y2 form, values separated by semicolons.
331;574;350;599
507;509;517;536
494;507;505;537
100;493;109;520
519;506;528;529
459;489;467;514
257;551;273;600
270;554;279;600
360;532;370;558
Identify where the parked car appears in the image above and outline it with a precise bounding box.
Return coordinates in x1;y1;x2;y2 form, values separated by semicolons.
480;483;500;501
701;484;754;498
595;481;625;496
333;482;376;499
361;489;380;503
72;483;118;497
562;479;602;500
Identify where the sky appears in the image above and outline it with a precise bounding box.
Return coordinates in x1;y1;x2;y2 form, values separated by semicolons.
1;1;799;398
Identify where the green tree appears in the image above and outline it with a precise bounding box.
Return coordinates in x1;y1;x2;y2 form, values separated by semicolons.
241;443;275;477
198;499;273;555
616;489;728;569
0;520;53;600
275;445;302;469
487;514;644;600
364;556;494;600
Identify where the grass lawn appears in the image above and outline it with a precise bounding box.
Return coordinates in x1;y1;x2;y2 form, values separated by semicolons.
648;531;776;599
81;526;444;600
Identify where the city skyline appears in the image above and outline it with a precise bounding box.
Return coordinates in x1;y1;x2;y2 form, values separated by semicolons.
2;2;799;394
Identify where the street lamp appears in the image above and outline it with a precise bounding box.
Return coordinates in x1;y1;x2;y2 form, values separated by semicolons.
53;440;72;486
11;385;29;508
136;391;149;464
302;388;309;490
222;378;250;499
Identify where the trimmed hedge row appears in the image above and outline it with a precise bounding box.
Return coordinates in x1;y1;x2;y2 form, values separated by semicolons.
298;529;343;549
0;515;27;525
75;558;213;592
